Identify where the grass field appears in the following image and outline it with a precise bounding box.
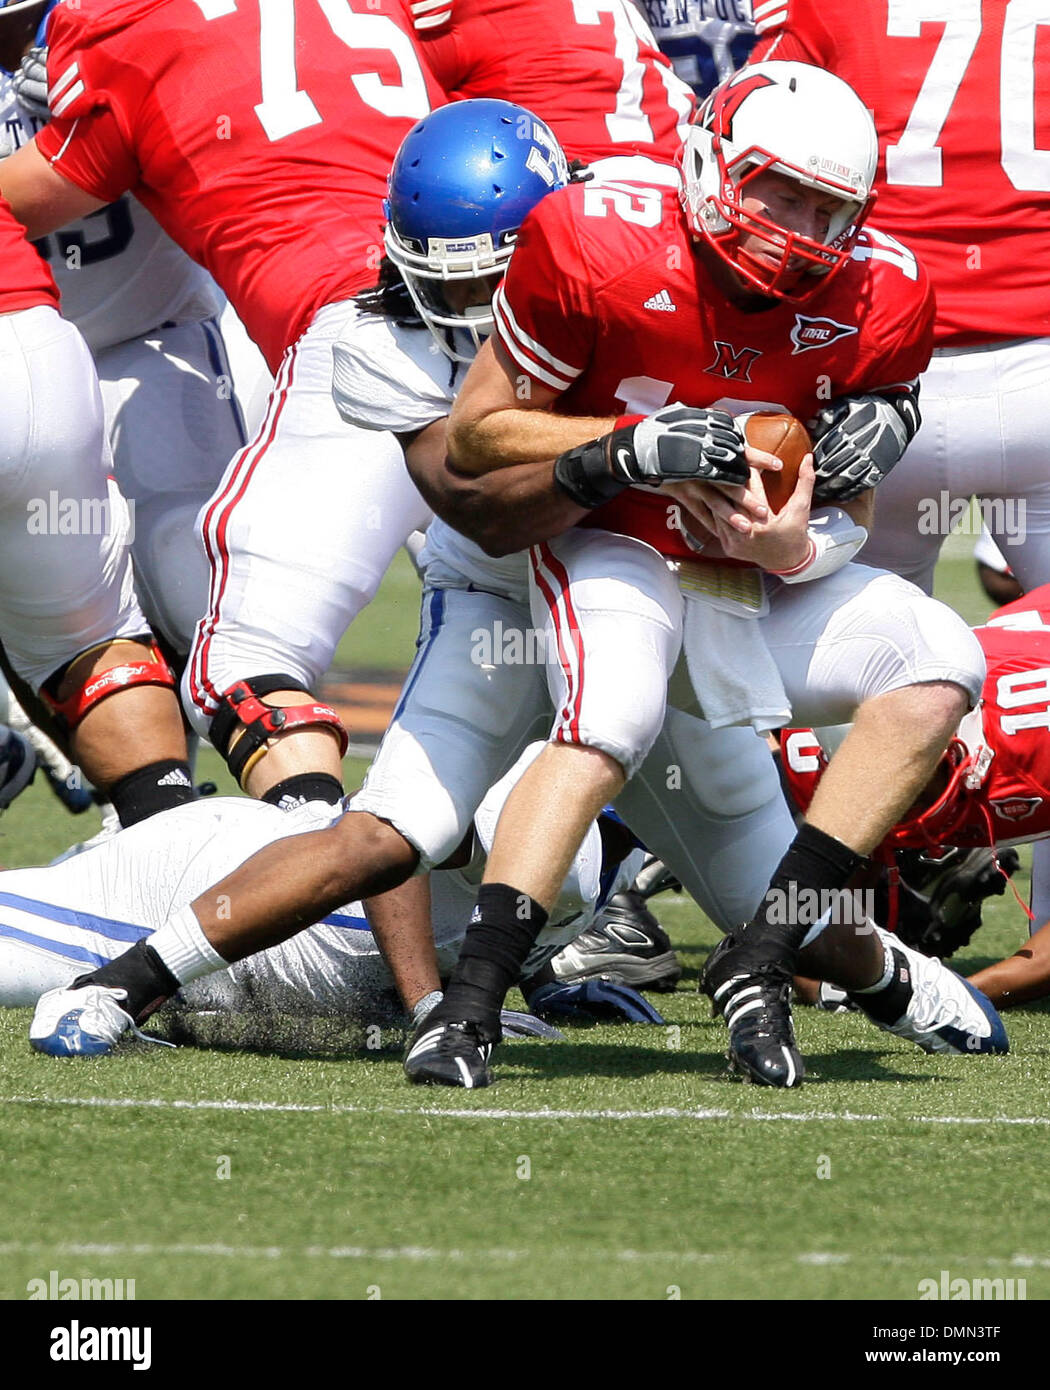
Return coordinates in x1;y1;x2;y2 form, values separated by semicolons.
1;530;1049;1303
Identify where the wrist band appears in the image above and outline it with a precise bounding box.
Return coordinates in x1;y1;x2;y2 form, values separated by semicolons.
553;436;629;509
767;537;817;577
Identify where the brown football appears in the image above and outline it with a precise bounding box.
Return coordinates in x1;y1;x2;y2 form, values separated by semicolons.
743;412;812;514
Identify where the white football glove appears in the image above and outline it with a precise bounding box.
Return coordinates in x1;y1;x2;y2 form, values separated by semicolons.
12;47;50;124
811;387;921;503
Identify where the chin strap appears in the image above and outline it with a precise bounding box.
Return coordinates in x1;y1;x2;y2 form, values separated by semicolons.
209;674;348;790
42;640;176;734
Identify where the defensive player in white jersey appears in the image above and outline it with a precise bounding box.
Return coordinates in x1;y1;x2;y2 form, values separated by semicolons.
15;742;651;1051
637;0;756;97
28;101;1005;1072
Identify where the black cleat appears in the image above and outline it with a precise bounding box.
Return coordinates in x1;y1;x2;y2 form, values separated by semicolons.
701;936;804;1088
549;890;682;992
404;1019;495;1089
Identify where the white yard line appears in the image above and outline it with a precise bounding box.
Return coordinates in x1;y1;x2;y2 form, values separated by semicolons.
1;1240;1047;1267
2;1093;1049;1126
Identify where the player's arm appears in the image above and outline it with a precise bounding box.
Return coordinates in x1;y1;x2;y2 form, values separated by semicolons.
446;336;614;474
405;415;590;556
0;135;106;237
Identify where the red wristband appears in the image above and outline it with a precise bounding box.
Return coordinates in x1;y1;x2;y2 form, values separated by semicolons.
614;414;646;431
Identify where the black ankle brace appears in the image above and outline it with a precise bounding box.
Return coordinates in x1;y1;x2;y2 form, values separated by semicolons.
73;940;180;1024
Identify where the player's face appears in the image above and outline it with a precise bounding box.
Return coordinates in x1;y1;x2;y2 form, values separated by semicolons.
441;273;501;316
734;170;846;281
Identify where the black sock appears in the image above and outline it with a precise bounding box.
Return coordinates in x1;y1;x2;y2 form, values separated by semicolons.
109;760;194;827
72;940;180;1024
732;824;867;972
849;946;913;1024
262;773;344;809
433;883;549;1036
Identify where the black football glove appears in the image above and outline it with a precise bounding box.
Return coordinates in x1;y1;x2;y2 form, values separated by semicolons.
810;387;921;503
554;405;746;509
887;846;1021;960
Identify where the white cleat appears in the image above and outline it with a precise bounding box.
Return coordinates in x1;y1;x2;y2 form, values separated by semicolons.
858;927;1008;1056
29;984;173;1057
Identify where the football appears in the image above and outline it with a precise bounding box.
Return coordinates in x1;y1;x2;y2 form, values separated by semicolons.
743;412;812;513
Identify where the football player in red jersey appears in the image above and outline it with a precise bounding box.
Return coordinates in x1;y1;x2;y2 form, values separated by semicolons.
783;584;1050;1012
0;197;195;825
411;0;694;177
400;61;992;1089
0;0;445;828
751;2;1050;597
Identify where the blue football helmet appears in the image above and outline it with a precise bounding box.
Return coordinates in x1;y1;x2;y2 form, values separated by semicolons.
384;98;570;362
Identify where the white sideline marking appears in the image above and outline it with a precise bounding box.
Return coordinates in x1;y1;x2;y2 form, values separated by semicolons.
0;1240;1047;1268
2;1094;1050;1126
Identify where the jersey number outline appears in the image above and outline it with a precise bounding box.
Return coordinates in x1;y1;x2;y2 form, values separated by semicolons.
885;0;1050;192
33;199;134;267
190;0;429;142
998;666;1050;735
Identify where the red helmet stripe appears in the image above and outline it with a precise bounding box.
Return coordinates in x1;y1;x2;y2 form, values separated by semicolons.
709;72;776;141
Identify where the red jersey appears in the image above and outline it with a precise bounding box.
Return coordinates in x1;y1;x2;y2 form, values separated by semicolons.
35;0;446;372
413;0;693;164
493;179;933;561
751;1;1050;348
783;585;1050;850
0;197;58;314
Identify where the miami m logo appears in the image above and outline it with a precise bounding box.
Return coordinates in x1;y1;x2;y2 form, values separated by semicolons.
706;340;762;382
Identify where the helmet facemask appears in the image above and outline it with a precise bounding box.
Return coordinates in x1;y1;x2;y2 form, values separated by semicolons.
383;224;509;363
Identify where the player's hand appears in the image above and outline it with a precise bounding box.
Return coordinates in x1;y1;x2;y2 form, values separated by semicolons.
553;405;749;509
13;47;50;124
609;405;747;487
664;441;784;538
810;389;920;502
708;454;816;572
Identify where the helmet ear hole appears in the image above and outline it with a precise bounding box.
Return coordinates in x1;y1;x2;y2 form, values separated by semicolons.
383;98;570;361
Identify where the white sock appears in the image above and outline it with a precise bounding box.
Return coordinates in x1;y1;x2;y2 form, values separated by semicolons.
149;905;227;984
412;990;443;1028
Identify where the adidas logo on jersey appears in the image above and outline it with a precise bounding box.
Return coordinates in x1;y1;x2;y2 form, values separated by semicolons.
643;289;677;312
156;769;192;788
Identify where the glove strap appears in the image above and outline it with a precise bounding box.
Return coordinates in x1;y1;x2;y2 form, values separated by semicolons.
553;435;629;509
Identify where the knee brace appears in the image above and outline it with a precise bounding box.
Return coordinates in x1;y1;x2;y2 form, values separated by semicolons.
41;639;176;734
209;674;348;789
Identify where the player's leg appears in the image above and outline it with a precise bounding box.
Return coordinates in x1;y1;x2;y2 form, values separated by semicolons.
30;588;548;1051
699;566;986;1085
96;316;249;656
616;703;795;931
183;299;432;805
0;306;191;825
407;530;682;1086
347;587;550;1013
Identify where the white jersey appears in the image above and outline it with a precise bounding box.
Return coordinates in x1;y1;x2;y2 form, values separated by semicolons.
0;81;220;352
332;311;530;603
0;751;642;1016
635;0;756;96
